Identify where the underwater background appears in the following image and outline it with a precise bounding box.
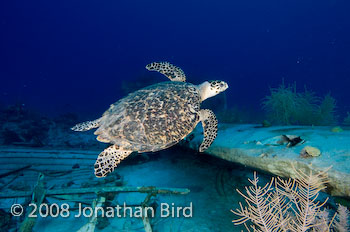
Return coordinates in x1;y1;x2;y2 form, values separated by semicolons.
1;0;350;231
1;0;350;120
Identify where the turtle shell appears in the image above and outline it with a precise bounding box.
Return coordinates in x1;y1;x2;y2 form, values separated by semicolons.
94;81;201;152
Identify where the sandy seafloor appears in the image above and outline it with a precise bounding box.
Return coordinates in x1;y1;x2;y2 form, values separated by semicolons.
0;125;347;231
1;146;267;232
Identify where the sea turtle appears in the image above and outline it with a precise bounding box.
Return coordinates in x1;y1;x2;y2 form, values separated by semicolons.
72;62;228;178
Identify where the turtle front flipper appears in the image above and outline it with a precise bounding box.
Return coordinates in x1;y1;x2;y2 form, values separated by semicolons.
145;61;186;82
199;109;218;152
94;145;132;178
71;118;102;131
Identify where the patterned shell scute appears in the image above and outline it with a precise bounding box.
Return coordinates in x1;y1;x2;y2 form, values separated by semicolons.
95;82;201;152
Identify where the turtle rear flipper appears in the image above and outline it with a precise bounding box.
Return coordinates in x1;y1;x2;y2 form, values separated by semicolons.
199;109;218;152
94;145;132;178
146;62;186;82
71;118;102;131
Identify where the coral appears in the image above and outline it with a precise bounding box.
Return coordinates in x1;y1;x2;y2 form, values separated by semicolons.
262;82;300;125
317;94;337;125
343;112;350;126
0;104;51;146
232;172;286;231
231;166;349;231
334;204;350;232
262;120;272;127
293;87;320;125
0;104;101;148
300;146;321;158
262;82;337;126
331;126;343;133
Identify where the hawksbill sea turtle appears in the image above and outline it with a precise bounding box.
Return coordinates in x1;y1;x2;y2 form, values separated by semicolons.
72;62;228;177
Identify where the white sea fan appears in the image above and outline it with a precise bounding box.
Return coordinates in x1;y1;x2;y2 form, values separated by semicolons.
334;204;350;232
231;165;339;232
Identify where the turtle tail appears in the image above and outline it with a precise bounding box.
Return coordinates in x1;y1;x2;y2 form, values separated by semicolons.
71;118;102;132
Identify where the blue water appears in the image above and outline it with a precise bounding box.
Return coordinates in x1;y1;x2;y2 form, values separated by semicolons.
1;1;350;231
1;0;349;119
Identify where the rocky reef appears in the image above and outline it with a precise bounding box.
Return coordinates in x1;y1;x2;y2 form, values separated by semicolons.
0;104;102;149
181;124;350;197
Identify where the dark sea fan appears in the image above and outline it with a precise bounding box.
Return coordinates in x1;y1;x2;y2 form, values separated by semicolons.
262;82;337;126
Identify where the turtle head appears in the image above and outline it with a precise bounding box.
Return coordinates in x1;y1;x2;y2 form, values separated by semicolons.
198;80;228;101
